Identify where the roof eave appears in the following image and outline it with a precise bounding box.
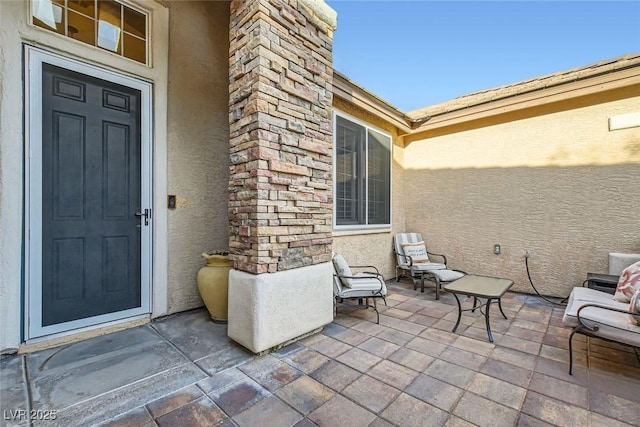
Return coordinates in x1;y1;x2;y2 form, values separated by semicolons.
408;64;640;134
332;71;413;134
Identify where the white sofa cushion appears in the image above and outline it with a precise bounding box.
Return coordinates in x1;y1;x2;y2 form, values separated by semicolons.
609;253;640;276
563;287;640;347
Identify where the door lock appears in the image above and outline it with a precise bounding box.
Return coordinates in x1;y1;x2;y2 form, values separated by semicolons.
135;208;151;226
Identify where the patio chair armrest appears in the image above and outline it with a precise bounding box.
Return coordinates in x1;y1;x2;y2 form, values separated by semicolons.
351;265;381;275
576;303;631;332
427;252;447;265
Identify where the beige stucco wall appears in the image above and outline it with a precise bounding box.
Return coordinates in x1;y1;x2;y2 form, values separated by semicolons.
0;0;170;352
166;1;230;313
331;97;406;280
403;94;640;297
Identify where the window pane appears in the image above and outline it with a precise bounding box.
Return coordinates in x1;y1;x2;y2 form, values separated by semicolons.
123;33;146;64
31;0;149;65
97;0;122;52
33;0;65;35
98;0;121;26
68;9;95;46
124;7;146;39
367;129;391;225
68;0;95;18
335;116;365;226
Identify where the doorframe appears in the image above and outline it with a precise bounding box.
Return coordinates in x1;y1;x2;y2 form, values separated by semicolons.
24;45;154;340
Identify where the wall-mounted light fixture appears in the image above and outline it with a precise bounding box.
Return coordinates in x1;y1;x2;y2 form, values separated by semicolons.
494;244;501;255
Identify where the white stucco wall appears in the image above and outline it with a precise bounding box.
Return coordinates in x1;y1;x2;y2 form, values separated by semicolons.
165;1;230;314
0;0;169;352
228;263;334;354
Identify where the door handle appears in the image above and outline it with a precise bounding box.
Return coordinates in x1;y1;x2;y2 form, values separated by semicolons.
135;208;151;226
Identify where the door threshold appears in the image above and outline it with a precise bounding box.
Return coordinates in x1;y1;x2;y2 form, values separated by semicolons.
20;315;150;354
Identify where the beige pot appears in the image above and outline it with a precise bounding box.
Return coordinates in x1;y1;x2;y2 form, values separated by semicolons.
197;253;233;323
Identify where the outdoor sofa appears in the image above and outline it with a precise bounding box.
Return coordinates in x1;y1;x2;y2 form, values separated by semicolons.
562;257;640;374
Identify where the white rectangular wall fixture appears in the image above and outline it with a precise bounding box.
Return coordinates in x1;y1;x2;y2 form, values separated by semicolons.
609;111;640;131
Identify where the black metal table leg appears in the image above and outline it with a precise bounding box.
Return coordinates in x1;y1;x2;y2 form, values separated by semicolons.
498;298;508;319
485;298;494;343
452;293;462;332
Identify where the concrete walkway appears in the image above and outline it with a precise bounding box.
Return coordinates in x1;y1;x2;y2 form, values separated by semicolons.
1;281;639;426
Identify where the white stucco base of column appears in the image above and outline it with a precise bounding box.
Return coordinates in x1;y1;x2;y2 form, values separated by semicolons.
227;262;333;354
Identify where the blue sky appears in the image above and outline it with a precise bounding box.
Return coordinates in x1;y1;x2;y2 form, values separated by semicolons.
327;1;640;111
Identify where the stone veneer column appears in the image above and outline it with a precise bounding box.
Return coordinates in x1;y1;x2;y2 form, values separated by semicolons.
227;0;337;353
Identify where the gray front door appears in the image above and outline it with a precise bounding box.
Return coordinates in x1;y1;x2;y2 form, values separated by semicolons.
41;63;142;326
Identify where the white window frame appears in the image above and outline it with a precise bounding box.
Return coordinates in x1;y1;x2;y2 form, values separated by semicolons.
332;110;392;232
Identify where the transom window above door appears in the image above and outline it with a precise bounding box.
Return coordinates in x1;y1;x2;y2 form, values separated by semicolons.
32;0;148;65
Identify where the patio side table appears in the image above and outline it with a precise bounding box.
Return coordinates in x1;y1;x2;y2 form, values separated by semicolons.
443;275;513;343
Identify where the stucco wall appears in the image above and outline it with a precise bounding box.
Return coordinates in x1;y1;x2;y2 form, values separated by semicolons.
0;0;25;352
0;0;169;352
331;98;406;280
403;95;640;297
166;1;230;313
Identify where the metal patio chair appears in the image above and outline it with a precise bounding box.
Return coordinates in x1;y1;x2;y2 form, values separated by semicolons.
332;253;387;324
393;232;465;299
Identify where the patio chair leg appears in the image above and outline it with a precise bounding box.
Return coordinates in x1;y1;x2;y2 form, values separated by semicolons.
372;298;380;324
568;328;578;375
566;326;587;375
435;276;441;300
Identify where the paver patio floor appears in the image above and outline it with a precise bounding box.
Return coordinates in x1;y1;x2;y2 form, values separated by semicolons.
2;281;639;426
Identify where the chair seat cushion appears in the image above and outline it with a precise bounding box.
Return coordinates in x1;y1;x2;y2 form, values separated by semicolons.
346;273;384;290
339;278;387;299
563;287;640;347
399;262;446;271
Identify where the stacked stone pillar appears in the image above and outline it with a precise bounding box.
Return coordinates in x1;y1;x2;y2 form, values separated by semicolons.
227;0;337;353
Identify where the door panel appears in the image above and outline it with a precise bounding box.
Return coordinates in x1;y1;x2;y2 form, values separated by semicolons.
41;63;142;326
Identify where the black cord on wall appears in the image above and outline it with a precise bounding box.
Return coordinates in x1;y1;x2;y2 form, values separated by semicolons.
524;254;569;306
